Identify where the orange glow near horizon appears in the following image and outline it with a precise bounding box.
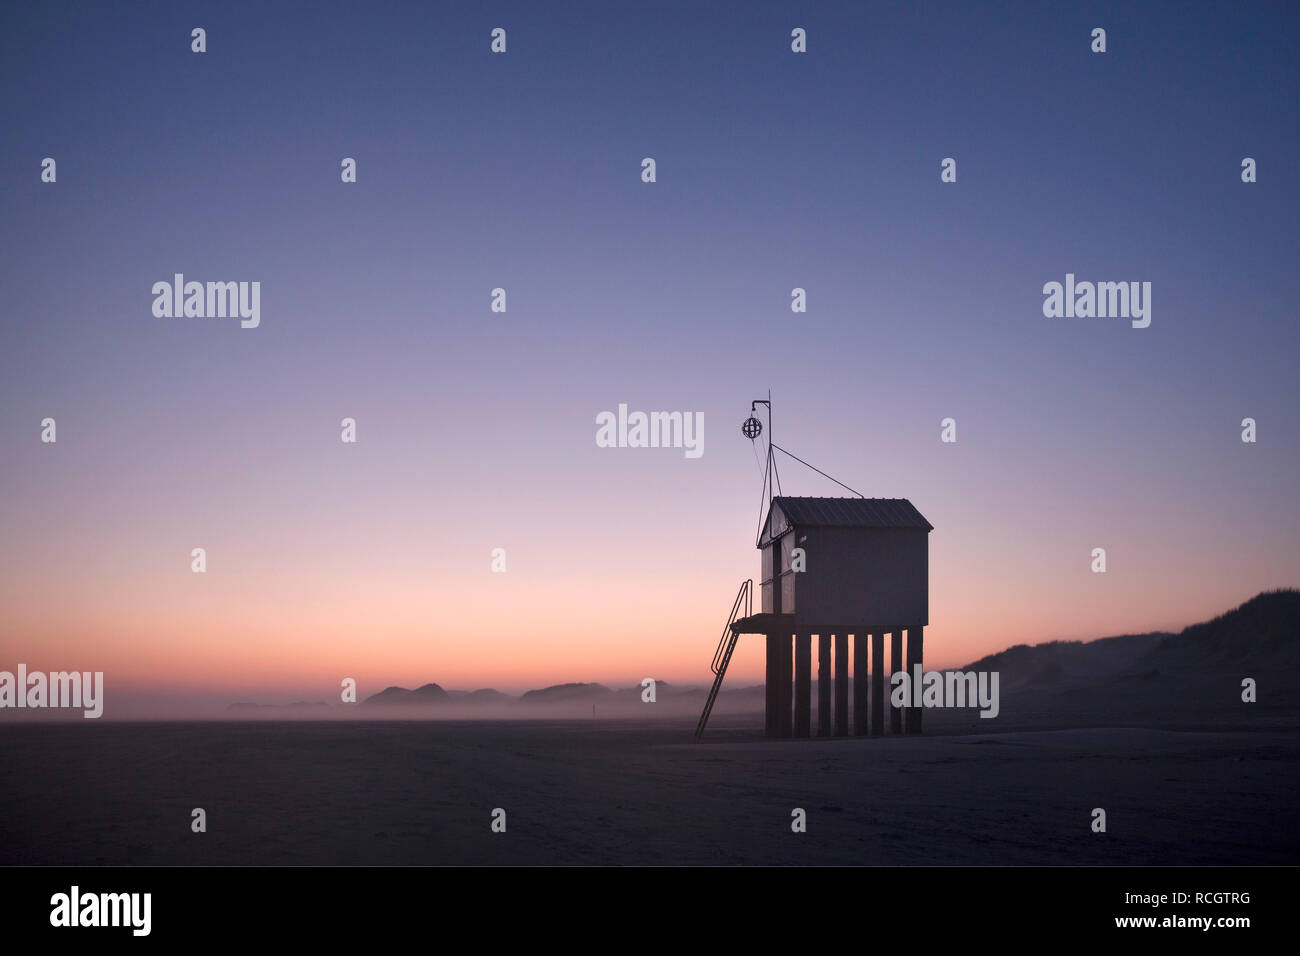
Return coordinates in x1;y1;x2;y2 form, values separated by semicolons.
2;505;1290;703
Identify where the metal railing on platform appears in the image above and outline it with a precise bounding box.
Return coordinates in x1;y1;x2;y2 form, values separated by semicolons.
695;579;752;739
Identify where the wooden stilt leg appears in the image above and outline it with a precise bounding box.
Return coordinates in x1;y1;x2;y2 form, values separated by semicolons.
906;626;924;734
853;632;868;736
795;633;811;738
778;633;793;738
871;632;884;736
765;633;777;737
890;631;904;735
817;634;831;736
834;633;849;736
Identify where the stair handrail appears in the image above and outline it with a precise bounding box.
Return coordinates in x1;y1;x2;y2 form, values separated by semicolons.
711;578;752;675
696;577;753;738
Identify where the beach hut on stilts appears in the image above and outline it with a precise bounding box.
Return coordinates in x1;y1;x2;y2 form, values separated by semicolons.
695;393;933;740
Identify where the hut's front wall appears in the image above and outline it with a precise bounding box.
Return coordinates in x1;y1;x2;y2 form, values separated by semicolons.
792;525;928;627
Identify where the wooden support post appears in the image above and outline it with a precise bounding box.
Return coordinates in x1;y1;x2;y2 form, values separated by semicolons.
853;632;869;736
834;633;849;736
765;633;777;737
794;633;811;738
817;634;831;737
906;626;924;735
778;633;793;738
871;632;885;736
890;630;903;735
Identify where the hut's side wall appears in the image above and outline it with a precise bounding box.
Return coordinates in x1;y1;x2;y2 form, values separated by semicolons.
793;526;928;627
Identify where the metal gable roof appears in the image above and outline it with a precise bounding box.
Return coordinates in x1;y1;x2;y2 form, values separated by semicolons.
767;496;934;532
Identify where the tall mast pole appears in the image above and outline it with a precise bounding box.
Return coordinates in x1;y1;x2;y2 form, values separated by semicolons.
767;389;773;513
746;392;775;547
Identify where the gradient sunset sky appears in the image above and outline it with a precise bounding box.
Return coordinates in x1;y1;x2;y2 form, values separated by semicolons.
1;1;1297;712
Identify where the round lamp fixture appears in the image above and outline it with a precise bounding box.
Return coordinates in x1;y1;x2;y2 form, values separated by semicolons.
741;416;763;439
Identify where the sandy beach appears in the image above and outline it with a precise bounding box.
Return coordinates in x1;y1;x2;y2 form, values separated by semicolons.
2;714;1296;866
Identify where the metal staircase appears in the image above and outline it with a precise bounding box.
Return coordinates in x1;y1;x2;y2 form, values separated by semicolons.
694;578;752;739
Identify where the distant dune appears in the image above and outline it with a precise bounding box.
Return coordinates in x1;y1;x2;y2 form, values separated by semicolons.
520;682;613;704
221;677;767;719
963;589;1299;688
446;689;513;706
359;683;450;707
938;589;1300;733
350;679;746;719
962;633;1170;692
1150;589;1300;671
